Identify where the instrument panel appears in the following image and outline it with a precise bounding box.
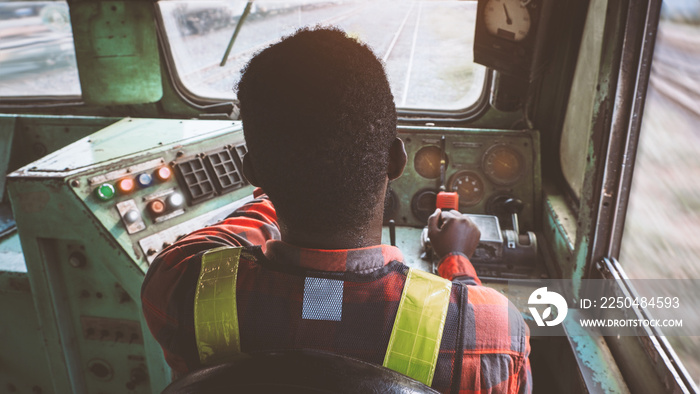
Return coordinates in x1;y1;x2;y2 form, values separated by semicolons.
11;120;540;272
386;126;540;231
7;119;541;393
7;118;256;394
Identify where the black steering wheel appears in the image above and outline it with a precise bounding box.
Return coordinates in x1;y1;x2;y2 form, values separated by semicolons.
162;349;440;393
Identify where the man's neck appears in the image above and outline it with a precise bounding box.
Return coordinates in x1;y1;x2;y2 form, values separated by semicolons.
278;184;390;250
279;214;384;250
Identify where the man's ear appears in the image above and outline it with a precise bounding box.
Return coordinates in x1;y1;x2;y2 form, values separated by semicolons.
242;154;261;187
388;138;407;181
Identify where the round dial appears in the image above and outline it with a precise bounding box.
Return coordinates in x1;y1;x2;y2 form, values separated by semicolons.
414;146;445;179
448;171;485;207
483;0;532;42
483;145;524;185
411;189;437;223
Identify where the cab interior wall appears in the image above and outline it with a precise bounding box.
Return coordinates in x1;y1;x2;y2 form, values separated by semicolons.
537;0;631;284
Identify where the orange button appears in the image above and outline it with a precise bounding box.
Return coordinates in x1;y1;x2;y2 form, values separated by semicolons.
148;199;166;215
156;166;172;182
117;178;135;194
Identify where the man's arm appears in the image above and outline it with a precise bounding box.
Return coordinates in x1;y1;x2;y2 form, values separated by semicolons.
427;209;482;285
437;252;481;285
141;189;280;374
428;209;533;393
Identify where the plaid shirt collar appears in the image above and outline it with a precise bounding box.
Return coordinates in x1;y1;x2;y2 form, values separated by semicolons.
264;240;404;273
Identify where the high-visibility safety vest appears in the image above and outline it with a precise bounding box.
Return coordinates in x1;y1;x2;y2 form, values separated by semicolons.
194;246;452;386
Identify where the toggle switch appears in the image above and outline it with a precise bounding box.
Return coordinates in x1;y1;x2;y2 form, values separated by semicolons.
123;209;141;224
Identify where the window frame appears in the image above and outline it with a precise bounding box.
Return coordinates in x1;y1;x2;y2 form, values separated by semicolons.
0;0;82;104
153;0;491;121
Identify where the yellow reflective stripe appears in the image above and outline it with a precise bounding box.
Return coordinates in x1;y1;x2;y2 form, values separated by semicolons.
194;246;244;365
383;268;452;386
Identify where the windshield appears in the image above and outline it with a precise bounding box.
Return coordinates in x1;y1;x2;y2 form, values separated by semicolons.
158;0;486;111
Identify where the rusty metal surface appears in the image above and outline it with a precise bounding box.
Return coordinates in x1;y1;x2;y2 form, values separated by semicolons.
592;0;662;264
563;309;631;394
0;115;16;199
70;1;162;105
0;269;53;394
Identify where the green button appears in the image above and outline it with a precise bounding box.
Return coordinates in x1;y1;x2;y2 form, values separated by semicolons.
95;183;115;201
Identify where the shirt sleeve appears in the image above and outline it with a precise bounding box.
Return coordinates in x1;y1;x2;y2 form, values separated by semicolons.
518;346;533;394
436;251;482;285
455;284;532;394
512;298;533;394
140;189;280;375
442;255;532;393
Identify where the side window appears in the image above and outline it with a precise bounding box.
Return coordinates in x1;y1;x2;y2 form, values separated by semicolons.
0;1;81;98
619;9;700;385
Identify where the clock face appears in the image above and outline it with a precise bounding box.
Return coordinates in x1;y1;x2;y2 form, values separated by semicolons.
483;0;532;42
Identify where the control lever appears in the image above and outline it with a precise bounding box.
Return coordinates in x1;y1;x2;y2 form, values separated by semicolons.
436;136;459;211
497;197;537;269
504;197;524;241
420;212;509;273
421;198;538;274
389;219;396;247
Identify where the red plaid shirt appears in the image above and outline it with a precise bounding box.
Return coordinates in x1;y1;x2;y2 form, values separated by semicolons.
141;191;532;393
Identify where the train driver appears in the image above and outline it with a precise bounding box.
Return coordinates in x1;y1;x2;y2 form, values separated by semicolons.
141;27;532;394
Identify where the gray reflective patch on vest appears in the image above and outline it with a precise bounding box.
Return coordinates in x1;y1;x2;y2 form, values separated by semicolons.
302;277;343;321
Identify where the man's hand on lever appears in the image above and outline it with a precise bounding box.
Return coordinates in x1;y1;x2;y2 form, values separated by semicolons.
427;209;481;259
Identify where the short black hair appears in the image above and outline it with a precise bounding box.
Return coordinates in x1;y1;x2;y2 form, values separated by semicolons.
237;27;397;236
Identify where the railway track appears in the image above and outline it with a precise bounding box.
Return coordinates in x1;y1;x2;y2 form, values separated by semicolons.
184;1;429;104
379;2;423;107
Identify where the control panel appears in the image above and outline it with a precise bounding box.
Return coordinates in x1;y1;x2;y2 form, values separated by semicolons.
7;118;256;394
7;119;541;393
53;119;256;272
81;150;249;264
385;127;541;277
388;127;540;229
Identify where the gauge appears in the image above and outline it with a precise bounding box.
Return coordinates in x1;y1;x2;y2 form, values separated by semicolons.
448;171;485;207
411;189;437;223
413;146;446;179
483;0;532;42
482;144;524;185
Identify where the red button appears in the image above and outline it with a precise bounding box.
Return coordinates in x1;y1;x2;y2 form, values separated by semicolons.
156;166;172;182
117;178;135;194
148;199;166;215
